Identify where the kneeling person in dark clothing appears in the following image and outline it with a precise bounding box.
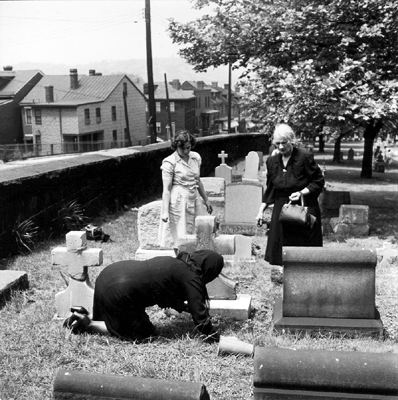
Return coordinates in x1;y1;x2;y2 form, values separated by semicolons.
63;249;224;343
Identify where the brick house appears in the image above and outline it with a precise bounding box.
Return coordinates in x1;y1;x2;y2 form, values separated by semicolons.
19;69;147;154
180;80;220;135
0;66;44;145
144;80;196;140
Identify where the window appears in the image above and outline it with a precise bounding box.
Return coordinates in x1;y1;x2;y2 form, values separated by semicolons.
111;106;116;121
123;82;127;95
156;122;161;133
25;108;32;125
198;97;201;108
96;108;101;123
84;109;90;124
112;130;117;142
156;102;161;112
34;109;42;125
170;102;175;112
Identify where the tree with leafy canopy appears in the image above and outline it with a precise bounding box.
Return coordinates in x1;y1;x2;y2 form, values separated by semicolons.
169;0;398;178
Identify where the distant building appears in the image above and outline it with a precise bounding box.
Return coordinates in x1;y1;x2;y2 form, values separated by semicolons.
19;69;147;154
0;66;44;144
181;80;220;135
143;79;196;140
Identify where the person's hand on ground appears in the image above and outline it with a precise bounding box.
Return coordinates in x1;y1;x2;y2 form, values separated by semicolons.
63;312;91;334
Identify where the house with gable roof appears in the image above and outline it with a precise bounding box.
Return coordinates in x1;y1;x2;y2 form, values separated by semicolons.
143;79;196;140
0;66;44;145
19;69;147;154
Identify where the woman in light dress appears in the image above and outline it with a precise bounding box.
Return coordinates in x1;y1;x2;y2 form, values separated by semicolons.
159;131;212;249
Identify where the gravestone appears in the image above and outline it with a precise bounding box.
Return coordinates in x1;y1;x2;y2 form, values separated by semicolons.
54;369;211;400
330;204;370;236
243;151;260;181
220;181;263;235
201;177;225;224
253;347;398;399
347;147;354;160
0;270;29;309
134;206;253;320
215;150;233;184
273;247;383;337
320;190;351;217
52;231;103;318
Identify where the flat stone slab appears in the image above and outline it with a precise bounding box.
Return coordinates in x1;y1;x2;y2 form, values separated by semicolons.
273;297;383;338
135;248;176;260
0;270;29;308
210;293;251;320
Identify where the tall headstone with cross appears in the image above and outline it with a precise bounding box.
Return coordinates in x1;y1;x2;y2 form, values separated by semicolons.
52;231;103;318
215;150;233;184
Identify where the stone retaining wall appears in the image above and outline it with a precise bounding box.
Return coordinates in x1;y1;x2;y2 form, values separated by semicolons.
0;133;268;257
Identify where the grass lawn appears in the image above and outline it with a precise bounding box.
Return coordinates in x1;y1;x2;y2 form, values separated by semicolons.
0;141;397;399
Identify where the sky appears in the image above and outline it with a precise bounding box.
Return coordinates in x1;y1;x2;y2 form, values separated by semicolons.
0;0;213;66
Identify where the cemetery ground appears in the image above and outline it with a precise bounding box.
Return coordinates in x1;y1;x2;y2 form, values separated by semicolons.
0;141;397;399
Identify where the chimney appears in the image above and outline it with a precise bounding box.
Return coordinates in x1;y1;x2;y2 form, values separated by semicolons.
197;81;205;90
3;66;13;71
171;79;180;90
95;72;102;76
211;82;218;88
45;86;54;103
69;69;78;89
143;83;148;95
224;84;229;90
89;69;96;76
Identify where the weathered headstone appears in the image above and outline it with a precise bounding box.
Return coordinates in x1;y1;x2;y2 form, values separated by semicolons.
243;151;260;181
253;347;398;399
273;247;383;337
347;147;354;160
201;177;225;223
54;369;211;400
330;204;370;236
136;210;253;320
52;231;103;318
220;181;263;235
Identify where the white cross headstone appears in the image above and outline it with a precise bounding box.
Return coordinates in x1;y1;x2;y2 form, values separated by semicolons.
52;231;103;318
218;150;228;164
215;150;233;184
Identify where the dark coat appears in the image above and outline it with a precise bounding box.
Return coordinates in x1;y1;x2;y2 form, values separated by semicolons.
93;250;223;341
263;147;325;265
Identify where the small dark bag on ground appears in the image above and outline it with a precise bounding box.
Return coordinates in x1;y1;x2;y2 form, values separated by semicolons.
279;195;316;229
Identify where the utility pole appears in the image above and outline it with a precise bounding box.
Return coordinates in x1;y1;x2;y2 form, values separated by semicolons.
227;60;232;134
145;0;157;144
164;73;173;141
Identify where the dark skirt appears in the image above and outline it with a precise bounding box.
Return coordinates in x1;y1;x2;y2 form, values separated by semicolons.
265;197;323;266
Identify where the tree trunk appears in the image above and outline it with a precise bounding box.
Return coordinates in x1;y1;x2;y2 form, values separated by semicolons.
360;119;383;179
333;137;342;163
318;134;325;153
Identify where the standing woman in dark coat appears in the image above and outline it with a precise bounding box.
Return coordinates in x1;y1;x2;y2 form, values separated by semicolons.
256;124;325;266
63;250;223;343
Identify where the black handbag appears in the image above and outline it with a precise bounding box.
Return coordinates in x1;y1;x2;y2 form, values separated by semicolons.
279;195;316;229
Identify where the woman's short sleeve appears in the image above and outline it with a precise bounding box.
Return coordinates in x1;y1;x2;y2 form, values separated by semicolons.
160;157;175;180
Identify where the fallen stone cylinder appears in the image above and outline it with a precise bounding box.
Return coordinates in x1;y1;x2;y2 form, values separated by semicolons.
53;369;210;400
253;347;398;399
